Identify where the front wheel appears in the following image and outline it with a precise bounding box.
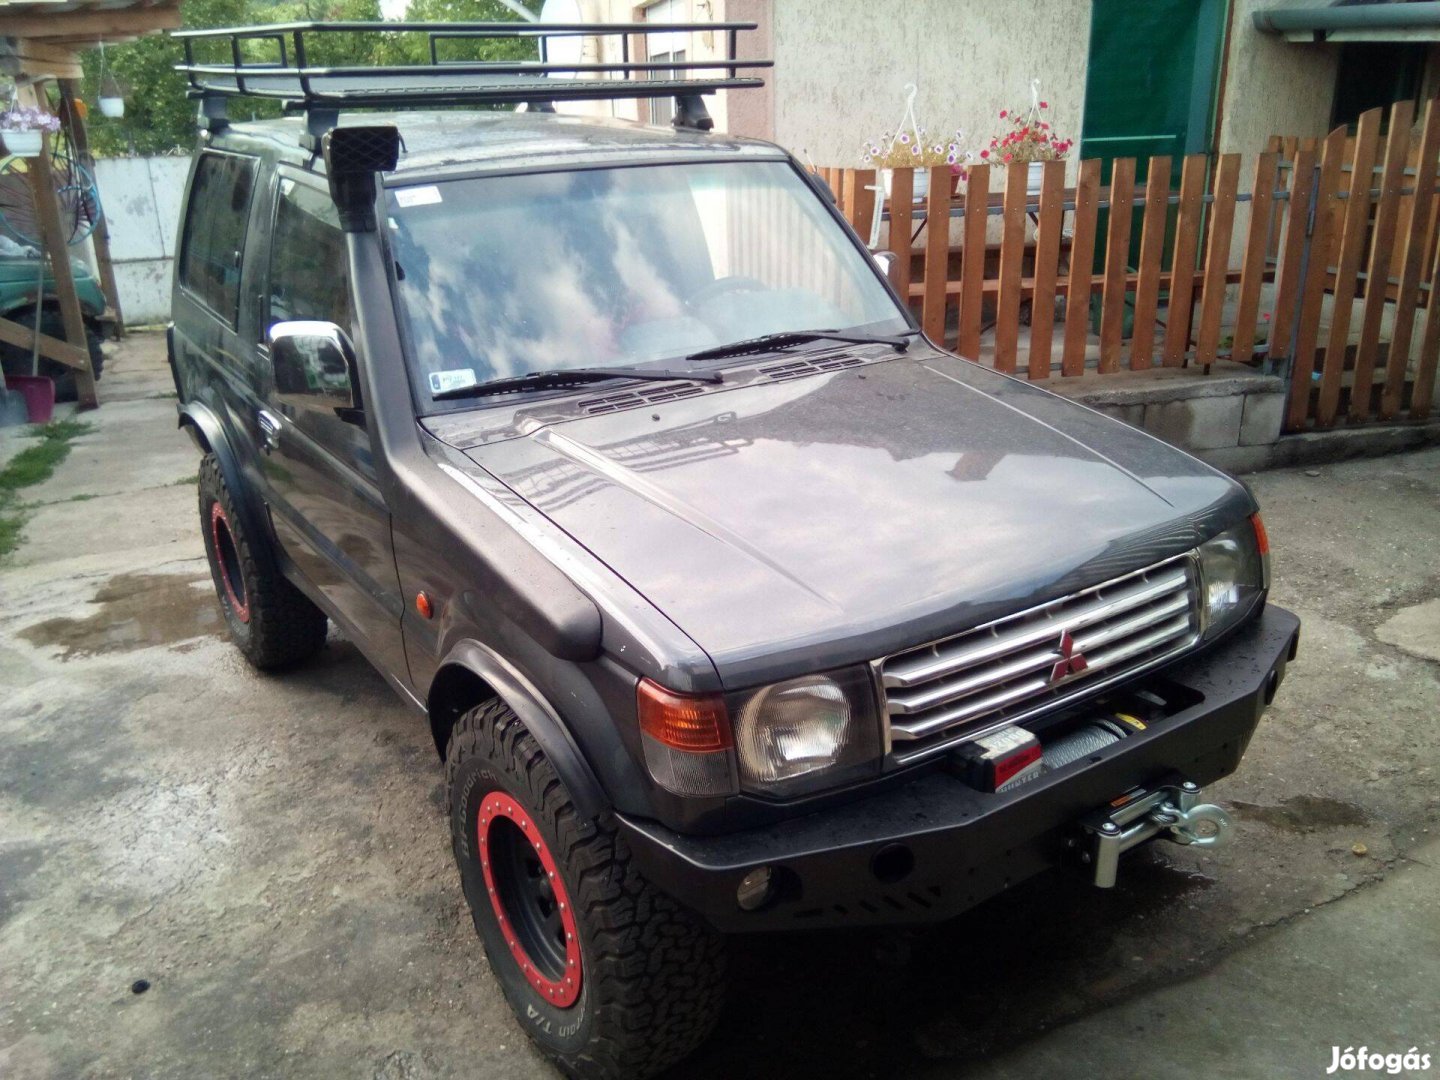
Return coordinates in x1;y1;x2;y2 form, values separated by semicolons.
447;699;727;1079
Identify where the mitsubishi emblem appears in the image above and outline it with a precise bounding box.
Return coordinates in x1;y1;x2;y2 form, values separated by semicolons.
1049;630;1088;683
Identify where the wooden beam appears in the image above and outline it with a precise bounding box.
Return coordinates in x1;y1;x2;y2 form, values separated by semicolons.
0;315;90;372
2;5;181;39
13;56;84;79
31;132;98;406
60;80;124;337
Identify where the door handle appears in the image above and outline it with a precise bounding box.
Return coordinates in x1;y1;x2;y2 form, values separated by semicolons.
258;409;281;453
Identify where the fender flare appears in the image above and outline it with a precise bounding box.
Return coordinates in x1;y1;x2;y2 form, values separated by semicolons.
179;400;281;579
431;639;608;824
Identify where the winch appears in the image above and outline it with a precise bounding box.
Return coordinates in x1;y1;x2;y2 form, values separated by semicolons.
1076;779;1233;888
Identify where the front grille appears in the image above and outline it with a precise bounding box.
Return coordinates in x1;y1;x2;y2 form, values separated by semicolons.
881;555;1201;763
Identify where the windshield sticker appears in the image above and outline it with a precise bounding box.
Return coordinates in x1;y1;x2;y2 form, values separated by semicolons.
428;368;477;394
396;185;443;208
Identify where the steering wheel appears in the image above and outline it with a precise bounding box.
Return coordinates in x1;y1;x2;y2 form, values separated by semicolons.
687;275;768;309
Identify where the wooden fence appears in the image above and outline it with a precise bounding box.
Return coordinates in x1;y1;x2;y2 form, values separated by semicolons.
817;97;1440;433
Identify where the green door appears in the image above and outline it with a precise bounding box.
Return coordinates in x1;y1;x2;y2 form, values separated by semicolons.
1081;0;1228;169
1080;0;1228;320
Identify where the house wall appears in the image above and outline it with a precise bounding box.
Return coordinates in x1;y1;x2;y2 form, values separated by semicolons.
770;0;1091;173
578;1;1358;166
1217;0;1340;154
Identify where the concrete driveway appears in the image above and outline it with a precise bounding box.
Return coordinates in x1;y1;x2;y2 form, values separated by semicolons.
2;334;1437;1079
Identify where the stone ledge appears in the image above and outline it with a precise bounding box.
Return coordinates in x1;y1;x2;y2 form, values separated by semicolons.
1037;361;1285;407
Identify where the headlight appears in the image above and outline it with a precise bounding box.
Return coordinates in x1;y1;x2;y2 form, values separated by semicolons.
1196;514;1269;639
730;667;881;798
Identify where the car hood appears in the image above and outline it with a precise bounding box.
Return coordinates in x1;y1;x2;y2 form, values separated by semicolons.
458;350;1252;686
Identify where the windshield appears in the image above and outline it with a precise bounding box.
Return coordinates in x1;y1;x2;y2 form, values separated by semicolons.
386;161;909;409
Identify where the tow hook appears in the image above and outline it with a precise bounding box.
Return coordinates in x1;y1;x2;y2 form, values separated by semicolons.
1077;780;1233;888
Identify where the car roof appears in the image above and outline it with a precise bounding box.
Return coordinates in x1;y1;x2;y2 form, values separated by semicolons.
212;109;788;181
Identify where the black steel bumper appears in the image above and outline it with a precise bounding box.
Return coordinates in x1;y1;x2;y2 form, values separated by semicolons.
617;606;1300;932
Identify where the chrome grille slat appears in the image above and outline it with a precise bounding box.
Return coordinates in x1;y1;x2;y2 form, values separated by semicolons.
882;567;1190;689
881;556;1201;757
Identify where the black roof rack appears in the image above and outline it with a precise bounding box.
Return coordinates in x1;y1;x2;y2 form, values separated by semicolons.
173;21;770;132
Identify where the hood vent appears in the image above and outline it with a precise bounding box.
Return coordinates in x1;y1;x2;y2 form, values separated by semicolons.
577;381;708;415
759;353;865;381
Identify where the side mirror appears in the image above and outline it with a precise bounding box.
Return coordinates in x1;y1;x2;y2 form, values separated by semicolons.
268;320;361;416
871;250;901;287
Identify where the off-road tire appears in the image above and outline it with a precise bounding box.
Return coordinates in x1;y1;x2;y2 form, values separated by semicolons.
447;699;727;1079
0;306;104;402
198;453;327;669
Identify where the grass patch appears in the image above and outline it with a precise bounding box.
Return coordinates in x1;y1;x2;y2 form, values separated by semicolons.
169;473;198;486
0;420;95;558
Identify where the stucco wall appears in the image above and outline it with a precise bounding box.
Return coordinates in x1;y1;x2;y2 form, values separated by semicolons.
1218;0;1340;154
771;0;1091;172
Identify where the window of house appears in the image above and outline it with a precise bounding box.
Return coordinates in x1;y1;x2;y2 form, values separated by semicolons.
648;50;686;126
178;152;258;326
1332;42;1427;131
266;178;353;337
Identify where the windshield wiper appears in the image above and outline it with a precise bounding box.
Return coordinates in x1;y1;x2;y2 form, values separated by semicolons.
685;328;916;363
432;366;721;402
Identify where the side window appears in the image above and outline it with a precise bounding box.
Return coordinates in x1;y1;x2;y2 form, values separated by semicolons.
178;152;257;326
266;178;352;337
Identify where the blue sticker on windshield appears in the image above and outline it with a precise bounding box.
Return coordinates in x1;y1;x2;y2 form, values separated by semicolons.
429;369;477;394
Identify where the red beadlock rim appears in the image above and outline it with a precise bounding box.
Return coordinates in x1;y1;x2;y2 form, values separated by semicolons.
210;501;250;624
477;792;583;1008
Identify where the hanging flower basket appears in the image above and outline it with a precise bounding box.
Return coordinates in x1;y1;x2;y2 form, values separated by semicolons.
1;106;60;158
2;129;43;157
980;81;1074;193
862;84;970;205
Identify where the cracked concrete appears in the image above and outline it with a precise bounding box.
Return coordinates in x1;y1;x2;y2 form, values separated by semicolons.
2;334;1437;1079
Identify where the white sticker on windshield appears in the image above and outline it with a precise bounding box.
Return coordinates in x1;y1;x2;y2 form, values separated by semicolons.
396;185;442;208
429;368;477;394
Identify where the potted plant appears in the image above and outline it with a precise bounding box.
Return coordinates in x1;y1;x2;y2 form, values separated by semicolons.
861;85;968;202
980;92;1074;193
0;105;61;158
98;74;126;119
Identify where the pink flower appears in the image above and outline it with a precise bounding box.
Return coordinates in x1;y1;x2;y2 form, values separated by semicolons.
1263;312;1272;321
999;110;1008;118
980;149;990;159
1040;101;1048;109
1002;152;1013;163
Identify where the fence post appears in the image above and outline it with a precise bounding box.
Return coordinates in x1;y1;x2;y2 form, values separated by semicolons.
1317;107;1383;426
1285;127;1349;431
922;165;953;343
1027;160;1066;380
1129;156;1172;370
994;164;1028;372
1061;158;1101;375
957;165;988;357
1350;100;1414;420
1098;157;1137;373
1382;97;1440;418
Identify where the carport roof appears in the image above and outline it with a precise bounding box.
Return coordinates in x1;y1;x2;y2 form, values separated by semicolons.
0;0;181;78
1254;0;1440;43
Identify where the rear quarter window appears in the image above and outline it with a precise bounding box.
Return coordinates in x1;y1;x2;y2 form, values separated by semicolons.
178;151;258;327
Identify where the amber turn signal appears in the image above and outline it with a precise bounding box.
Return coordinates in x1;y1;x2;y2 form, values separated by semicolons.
415;591;433;619
637;679;732;752
1250;512;1270;556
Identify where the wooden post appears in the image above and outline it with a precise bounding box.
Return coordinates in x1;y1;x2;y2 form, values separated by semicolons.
60;79;124;338
32;129;98;409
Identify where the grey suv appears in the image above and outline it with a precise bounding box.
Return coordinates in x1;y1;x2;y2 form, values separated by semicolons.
167;21;1299;1079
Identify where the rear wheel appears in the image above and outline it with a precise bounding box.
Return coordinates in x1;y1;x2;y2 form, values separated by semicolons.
198;453;327;669
447;699;727;1079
